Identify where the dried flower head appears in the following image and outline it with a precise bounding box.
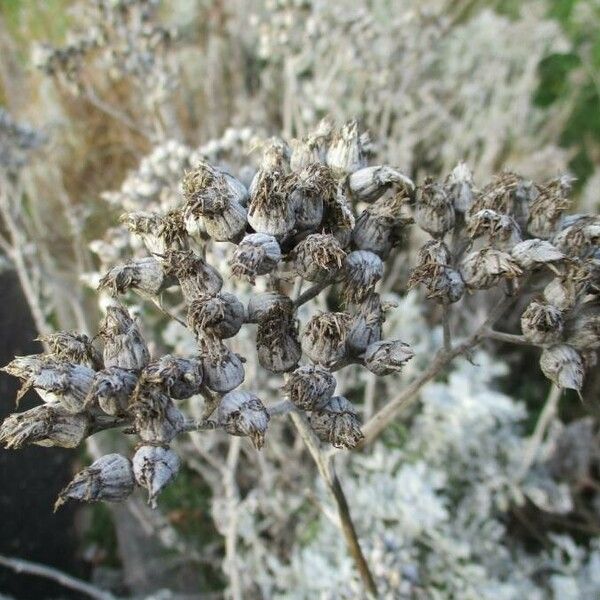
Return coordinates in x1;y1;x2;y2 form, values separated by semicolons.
511;239;566;273
565;301;600;352
256;303;301;373
445;162;474;213
415;179;455;237
302;312;351;369
283;365;336;411
39;332;103;370
133;445;180;508
248;169;294;237
540;344;585;392
291;163;336;230
130;386;185;444
86;367;137;416
466;209;522;249
460;248;523;290
528;175;573;239
309;395;364;449
199;339;245;393
292;233;346;282
246;292;293;324
347;165;414;203
326;120;366;176
520;301;564;345
217;391;270;449
343;250;384;303
187;292;245;340
347;293;384;355
139;355;203;400
229;233;282;283
364;340;414;375
553;215;600;258
99;257;172;297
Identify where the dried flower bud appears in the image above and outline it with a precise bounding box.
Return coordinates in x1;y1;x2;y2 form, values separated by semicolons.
87;367;137;416
540;344;584;392
511;239;566;273
217;390;270;449
460;248;523;290
543;262;588;311
553;215;600;258
256;303;301;373
321;185;356;248
292;233;346;282
39;332;103;370
200;339;245;393
347;294;384;355
326;120;366;176
343;250;384;303
466;209;522;249
190;294;244;342
309;396;363;449
100;305;150;371
301;312;351;369
230;233;282;283
364;340;414;375
528;175;573;239
55;454;134;510
347;166;414;203
258;137;291;172
291;163;336;230
290;137;321;172
30;363;95;413
283;365;336;411
445;162;474;213
565;301;600;351
247;292;293;323
415;179;455;237
99;257;172;297
163;249;223;302
130;387;185;444
0;404;89;449
133;445;180;508
520;301;564;345
140;355;203;400
248;169;294;237
122;211;186;255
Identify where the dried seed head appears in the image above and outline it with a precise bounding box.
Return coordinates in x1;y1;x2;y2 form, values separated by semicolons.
199;339;245;393
291;163;336;230
459;248;523;290
130;387;185;444
290;137;321;172
553;215;600;258
326;120;366;176
565;301;600;351
292;233;346;282
283;365;336;411
133;445;180;508
364;340;414;375
202;199;247;243
163;249;223;302
248;169;295;237
415;179;455;237
86;367;137;416
55;454;134;510
259;137;291;172
230;233;282;283
256;303;301;373
99;257;171;297
511;239;566;272
445;162;474;213
343;250;384;303
543;262;589;311
321;185;356;248
309;396;363;449
528;175;573;239
39;332;103;370
31;363;95;413
0;404;89;449
247;292;293;323
121;211;187;255
520;301;564;345
347;293;384;355
217;390;270;449
187;292;245;340
301;312;351;369
100;305;150;371
540;344;585;392
347;165;414;203
466;209;522;249
140;355;203;400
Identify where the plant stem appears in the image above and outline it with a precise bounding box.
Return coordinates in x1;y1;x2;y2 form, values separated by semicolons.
293;281;330;308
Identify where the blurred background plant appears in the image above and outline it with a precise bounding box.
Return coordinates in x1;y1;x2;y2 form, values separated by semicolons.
0;0;598;599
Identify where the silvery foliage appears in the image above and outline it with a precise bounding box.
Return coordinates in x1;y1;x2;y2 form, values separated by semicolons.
0;108;45;171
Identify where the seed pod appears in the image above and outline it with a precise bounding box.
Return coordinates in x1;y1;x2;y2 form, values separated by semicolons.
291;163;336;230
163;249;223;302
99;257;172;297
139;355;203;400
364;340;414;376
511;239;566;273
321;185;356;248
415;179;455;237
31;363;95;413
466;209;522;250
39;332;103;370
247;292;293;323
553;215;600;258
217;390;270;449
301;312;351;369
528;175;573;239
540;344;585;392
520;301;564;345
188;292;245;340
283;365;336;411
347;294;383;355
121;211;187;256
565;301;600;351
309;396;363;449
248;169;295;237
55;454;134;510
100;305;150;371
0;404;89;449
459;248;523;290
133;445;180;508
445;162;474;213
347;166;414;203
256;304;301;373
292;233;346;282
130;387;185;444
230;233;282;283
200;340;245;393
343;250;384;303
87;367;137;416
326;120;366;176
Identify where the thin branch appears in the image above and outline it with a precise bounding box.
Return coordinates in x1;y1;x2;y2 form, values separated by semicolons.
442;304;452;353
293;281;330;308
0;554;115;600
484;329;538;346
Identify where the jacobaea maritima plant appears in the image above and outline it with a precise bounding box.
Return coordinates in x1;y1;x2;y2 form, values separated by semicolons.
2;119;599;596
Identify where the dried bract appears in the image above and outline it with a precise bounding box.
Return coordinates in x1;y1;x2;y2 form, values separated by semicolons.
217;391;270;449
